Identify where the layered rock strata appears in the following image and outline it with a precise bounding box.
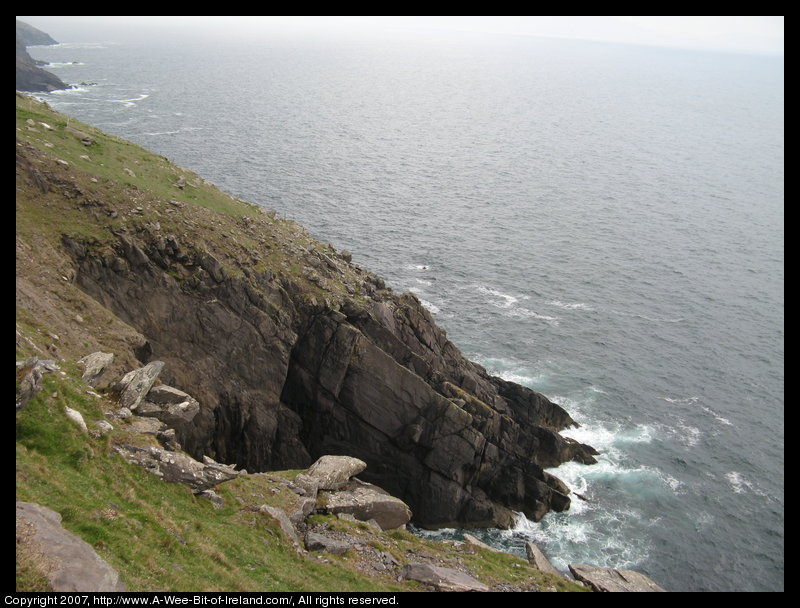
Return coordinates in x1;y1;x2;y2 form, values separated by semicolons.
65;221;597;528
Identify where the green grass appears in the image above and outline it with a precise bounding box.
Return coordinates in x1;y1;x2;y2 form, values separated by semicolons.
15;368;414;592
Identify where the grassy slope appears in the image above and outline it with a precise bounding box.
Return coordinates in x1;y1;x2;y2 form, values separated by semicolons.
15;94;587;592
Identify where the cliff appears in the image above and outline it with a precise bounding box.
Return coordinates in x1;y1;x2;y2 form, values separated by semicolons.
16;19;59;46
16;20;68;92
16;93;598;531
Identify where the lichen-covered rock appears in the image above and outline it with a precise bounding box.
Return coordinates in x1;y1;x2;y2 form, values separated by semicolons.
305;455;367;490
525;542;562;577
112;444;239;491
136;384;200;428
320;480;412;530
16;357;59;410
77;352;114;387
116;361;164;411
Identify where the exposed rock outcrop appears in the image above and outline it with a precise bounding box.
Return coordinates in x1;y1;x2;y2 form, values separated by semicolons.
62;216;598;529
16;96;598;530
16;357;59;410
568;564;667;592
16;21;68;93
16;501;127;592
525;541;563;578
306;454;367;490
319;479;412;531
401;562;490;592
112;444;241;492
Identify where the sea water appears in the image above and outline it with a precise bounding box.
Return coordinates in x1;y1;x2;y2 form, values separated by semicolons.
26;23;783;592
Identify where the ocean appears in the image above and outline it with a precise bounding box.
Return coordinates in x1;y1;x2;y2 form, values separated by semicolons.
24;22;784;592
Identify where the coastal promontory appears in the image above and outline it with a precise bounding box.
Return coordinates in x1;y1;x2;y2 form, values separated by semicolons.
17;92;598;530
15;20;68;92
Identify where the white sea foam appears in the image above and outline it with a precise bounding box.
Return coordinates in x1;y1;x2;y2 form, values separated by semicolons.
477;286;558;323
702;406;733;426
548;299;594;311
109;93;150;107
664;396;700;404
477;285;520;307
418;299;441;314
44;61;86;67
50;42;110;50
725;471;767;496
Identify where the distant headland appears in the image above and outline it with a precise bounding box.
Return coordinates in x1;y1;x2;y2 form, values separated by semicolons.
16;19;69;92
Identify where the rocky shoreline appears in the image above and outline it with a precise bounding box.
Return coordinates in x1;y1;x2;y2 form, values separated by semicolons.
17;353;664;591
15;20;69;93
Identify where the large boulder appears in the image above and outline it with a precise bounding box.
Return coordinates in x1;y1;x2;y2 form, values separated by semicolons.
77;352;115;387
112;445;239;492
525;542;562;578
568;564;667;592
116;361;165;411
305;455;367;490
136;384;200;428
16;502;126;591
320;480;412;530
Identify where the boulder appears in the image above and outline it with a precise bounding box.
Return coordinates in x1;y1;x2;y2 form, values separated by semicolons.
258;505;300;548
16;357;59;410
321;481;411;530
304;531;351;555
16;502;126;591
112;445;239;492
463;533;502;553
525;542;562;577
116;361;165;411
305;455;367;490
77;352;114;387
568;564;667;592
64;406;88;433
401;563;489;592
136;384;200;427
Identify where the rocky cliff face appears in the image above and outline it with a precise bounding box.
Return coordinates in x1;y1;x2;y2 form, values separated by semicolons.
63;222;597;528
16;21;68;92
17;95;597;529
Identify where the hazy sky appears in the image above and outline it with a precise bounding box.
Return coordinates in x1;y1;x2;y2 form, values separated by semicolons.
18;16;785;56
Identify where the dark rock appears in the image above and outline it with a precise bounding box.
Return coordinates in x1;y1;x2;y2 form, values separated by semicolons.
16;20;58;46
16;23;69;93
65;215;597;528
